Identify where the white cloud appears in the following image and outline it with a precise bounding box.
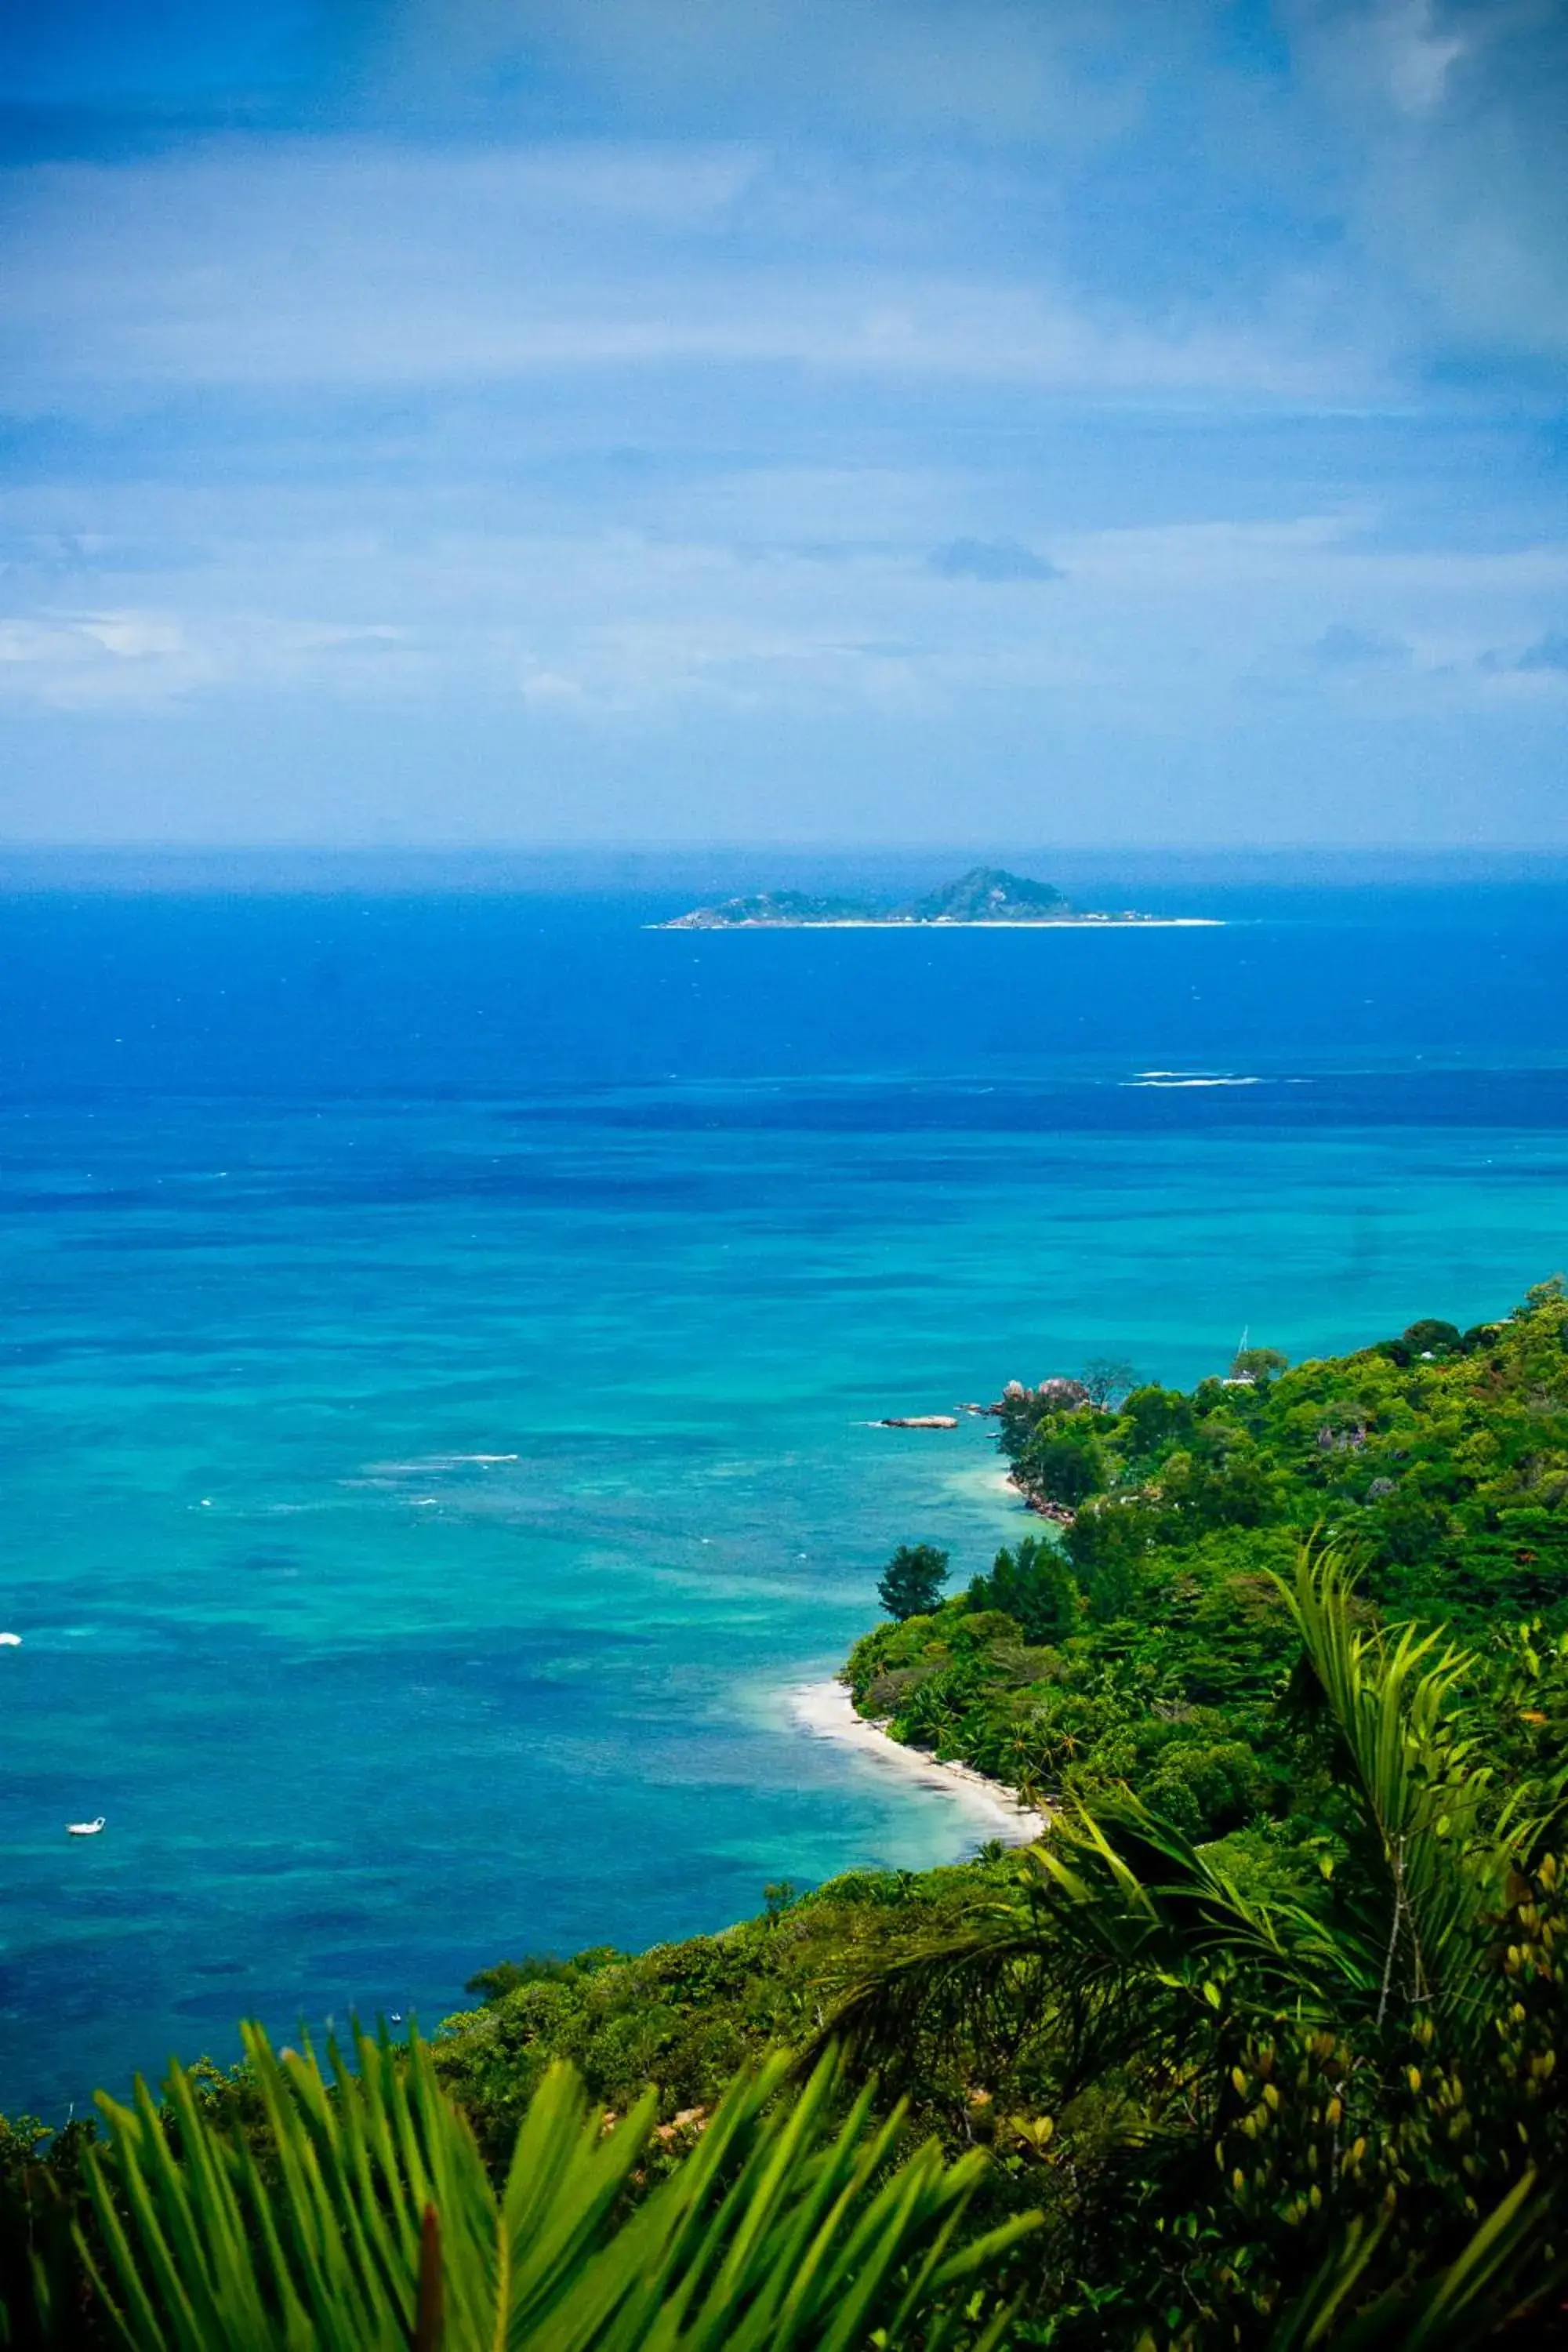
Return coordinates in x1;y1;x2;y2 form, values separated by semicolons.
0;613;209;706
2;482;1560;736
0;137;1382;409
0;598;424;709
76;614;190;659
0;6;1564;844
1385;0;1469;113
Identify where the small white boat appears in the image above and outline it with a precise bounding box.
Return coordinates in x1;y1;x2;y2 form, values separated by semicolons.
0;1632;20;1647
67;1817;106;1837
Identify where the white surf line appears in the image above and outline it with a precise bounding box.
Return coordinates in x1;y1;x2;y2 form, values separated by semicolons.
788;1679;1045;1846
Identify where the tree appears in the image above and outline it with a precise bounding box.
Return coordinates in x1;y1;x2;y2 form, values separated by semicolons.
1231;1344;1289;1381
1086;1546;1144;1623
1080;1356;1138;1407
877;1542;949;1621
1063;1492;1154;1584
1116;1382;1194;1462
1403;1317;1461;1356
969;1537;1079;1645
1017;1431;1104;1507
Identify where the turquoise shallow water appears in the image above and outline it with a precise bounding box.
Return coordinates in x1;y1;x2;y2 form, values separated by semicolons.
2;883;1566;2114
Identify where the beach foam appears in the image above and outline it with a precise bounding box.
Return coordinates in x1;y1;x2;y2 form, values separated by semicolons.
787;1680;1045;1846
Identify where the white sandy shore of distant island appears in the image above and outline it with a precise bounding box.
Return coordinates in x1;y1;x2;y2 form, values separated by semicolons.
788;1679;1046;1848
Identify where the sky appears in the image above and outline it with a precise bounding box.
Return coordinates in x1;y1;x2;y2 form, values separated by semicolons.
0;0;1565;849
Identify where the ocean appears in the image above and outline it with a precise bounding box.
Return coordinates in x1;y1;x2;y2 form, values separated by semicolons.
2;873;1565;2116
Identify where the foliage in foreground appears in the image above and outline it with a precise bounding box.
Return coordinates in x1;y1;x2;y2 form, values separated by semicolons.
825;1546;1568;2343
34;2032;1034;2352
434;1541;1568;2343
2;2002;1557;2352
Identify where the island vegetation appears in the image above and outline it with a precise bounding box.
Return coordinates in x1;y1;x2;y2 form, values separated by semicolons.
661;866;1185;928
4;1285;1566;2347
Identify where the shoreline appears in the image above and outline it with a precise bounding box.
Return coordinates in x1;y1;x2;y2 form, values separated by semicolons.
787;1679;1046;1848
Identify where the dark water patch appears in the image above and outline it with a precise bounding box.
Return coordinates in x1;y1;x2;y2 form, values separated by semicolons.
276;1907;376;1941
3;885;1567;1097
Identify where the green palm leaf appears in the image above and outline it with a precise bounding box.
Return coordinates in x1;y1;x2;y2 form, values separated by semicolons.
79;2025;1036;2352
818;1545;1566;2260
1273;1544;1550;2034
1268;2167;1561;2351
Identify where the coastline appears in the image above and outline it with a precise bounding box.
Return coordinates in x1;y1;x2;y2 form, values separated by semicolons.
788;1678;1046;1848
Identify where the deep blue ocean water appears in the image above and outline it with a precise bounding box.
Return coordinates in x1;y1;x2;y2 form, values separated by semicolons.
2;878;1565;2116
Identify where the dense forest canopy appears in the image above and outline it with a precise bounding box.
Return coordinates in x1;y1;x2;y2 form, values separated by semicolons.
844;1277;1568;1849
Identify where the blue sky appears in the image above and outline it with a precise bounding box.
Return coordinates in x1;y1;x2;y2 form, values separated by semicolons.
1;0;1564;847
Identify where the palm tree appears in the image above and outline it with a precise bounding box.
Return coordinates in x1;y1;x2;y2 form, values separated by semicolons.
72;2025;1036;2351
818;1546;1566;2339
1265;1545;1561;2037
829;1547;1557;2066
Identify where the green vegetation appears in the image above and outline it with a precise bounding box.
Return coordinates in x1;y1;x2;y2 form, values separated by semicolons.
663;868;1158;928
4;1286;1566;2347
433;1280;1568;2342
844;1282;1568;1844
1231;1345;1290;1382
878;1543;951;1622
902;869;1069;922
664;889;875;927
71;2028;1029;2352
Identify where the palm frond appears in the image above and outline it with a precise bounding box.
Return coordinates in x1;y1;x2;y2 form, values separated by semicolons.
1269;2167;1560;2352
822;1544;1556;2099
1274;1544;1526;2031
79;2024;1037;2351
820;1819;1261;2102
1060;1793;1370;2009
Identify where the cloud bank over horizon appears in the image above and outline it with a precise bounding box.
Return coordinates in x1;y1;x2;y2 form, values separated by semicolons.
0;0;1564;848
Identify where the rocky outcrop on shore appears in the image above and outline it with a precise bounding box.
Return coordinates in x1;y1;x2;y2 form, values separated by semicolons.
1019;1490;1077;1526
986;1376;1091;1417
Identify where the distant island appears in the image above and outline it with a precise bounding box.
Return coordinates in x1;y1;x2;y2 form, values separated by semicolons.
658;865;1216;928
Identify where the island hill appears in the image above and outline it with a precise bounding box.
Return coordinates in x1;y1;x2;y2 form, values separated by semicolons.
660;865;1211;929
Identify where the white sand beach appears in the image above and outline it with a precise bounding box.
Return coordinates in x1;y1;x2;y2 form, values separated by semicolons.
789;1679;1046;1846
